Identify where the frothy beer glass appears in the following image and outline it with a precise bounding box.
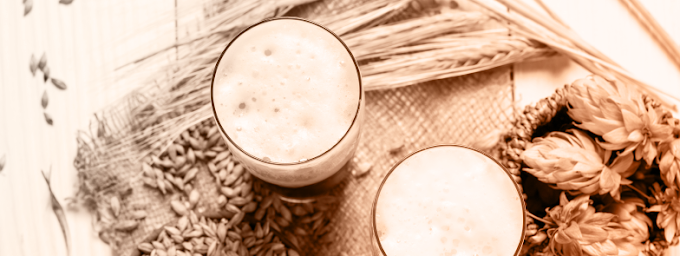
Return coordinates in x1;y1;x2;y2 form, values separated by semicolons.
371;145;526;256
211;18;363;199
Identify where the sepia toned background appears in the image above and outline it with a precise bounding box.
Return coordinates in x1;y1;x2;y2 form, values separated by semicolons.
2;0;680;255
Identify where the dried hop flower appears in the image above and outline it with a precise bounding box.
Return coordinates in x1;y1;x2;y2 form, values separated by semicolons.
522;129;640;198
603;197;652;245
543;193;643;256
565;75;672;165
659;138;680;190
648;183;680;243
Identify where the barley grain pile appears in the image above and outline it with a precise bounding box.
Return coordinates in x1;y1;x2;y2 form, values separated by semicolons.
94;118;340;256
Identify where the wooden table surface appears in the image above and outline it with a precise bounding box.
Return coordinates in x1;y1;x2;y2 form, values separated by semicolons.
1;0;680;255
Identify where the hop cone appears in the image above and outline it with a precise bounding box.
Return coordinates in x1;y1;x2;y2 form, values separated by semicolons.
648;183;680;244
659;138;680;190
522;129;640;198
565;75;672;165
603;197;652;244
543;193;643;256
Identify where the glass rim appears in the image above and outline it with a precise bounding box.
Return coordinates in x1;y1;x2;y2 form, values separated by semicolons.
370;144;527;256
210;16;363;166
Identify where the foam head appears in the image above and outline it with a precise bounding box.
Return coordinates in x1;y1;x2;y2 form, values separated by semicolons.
374;146;525;256
213;18;360;164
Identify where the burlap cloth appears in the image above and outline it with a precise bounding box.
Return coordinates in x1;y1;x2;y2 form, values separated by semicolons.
106;1;517;255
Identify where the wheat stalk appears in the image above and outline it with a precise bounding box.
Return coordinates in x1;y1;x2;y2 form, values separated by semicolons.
361;34;555;90
343;11;490;61
312;0;413;36
127;12;503;157
619;0;680;73
119;0;317;68
467;0;679;110
130;35;551;156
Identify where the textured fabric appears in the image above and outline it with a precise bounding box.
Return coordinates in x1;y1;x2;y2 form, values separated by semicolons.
321;67;515;255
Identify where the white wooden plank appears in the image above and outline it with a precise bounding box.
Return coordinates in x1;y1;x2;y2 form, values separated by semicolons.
0;3;21;256
0;0;180;255
515;0;680;108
